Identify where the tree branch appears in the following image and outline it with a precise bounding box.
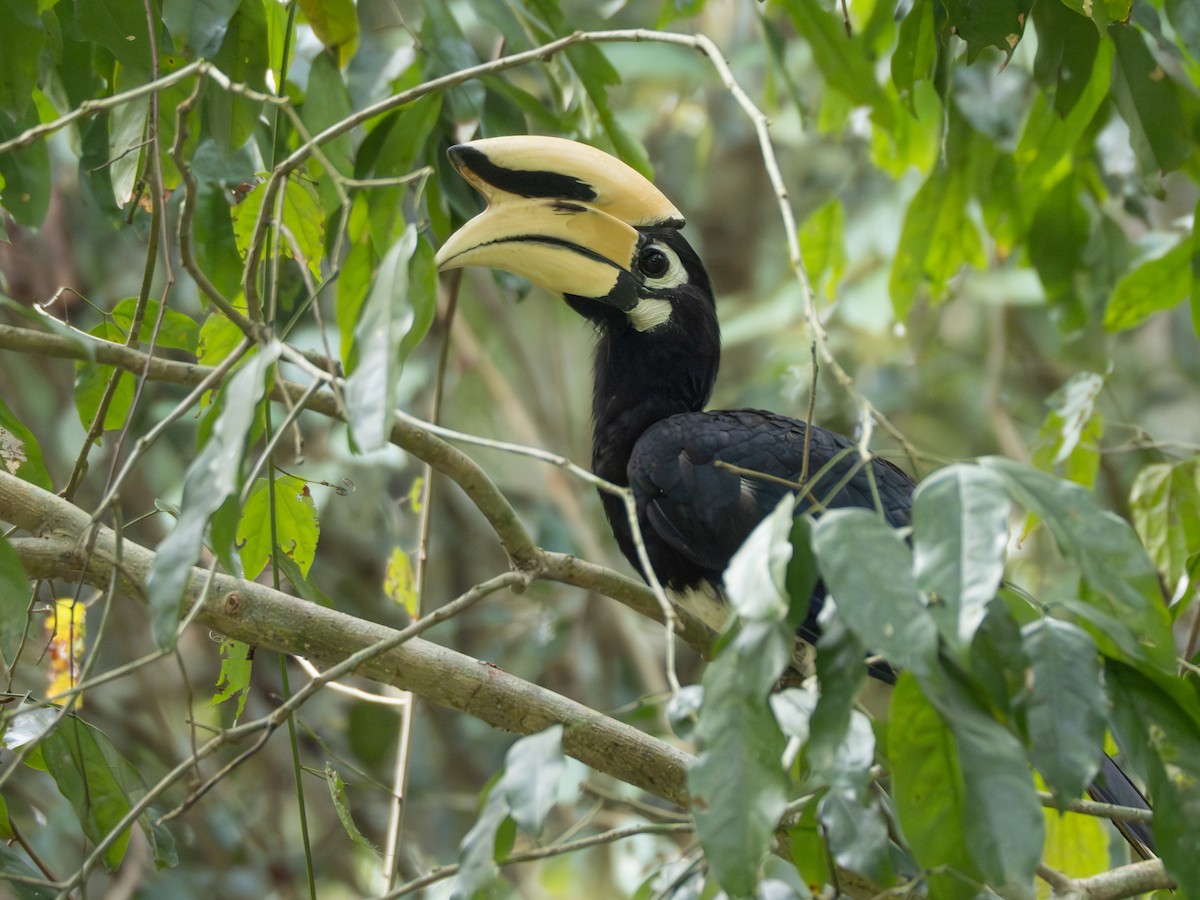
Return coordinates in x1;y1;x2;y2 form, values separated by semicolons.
0;469;692;807
0;322;714;649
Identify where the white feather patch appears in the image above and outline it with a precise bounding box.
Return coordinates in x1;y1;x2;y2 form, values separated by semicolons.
628;297;673;332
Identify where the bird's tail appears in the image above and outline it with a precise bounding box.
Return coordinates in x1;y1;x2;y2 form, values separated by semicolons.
1088;753;1156;859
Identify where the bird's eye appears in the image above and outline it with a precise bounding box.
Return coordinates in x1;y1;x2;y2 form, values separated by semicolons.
637;246;671;279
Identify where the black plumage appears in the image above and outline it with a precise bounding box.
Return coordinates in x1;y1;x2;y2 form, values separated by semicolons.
565;228;913;641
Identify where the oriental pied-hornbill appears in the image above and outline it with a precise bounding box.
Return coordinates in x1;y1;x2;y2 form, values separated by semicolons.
435;135;913;649
434;136;1153;855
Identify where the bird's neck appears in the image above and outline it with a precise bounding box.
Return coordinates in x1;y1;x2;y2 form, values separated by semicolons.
589;319;719;486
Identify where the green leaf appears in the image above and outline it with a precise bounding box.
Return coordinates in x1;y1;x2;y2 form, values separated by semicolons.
324;764;376;852
912;465;1010;658
500;725;565;838
383;547;418;618
1015;40;1113;194
891;0;937;106
1107;661;1200;890
343;226;436;452
1028;173;1090;326
798;200;846;300
206;0;269;152
1104;239;1190;332
1031;0;1102;116
1165;0;1200;63
1130;460;1200;598
75;0;151;76
811;508;938;674
919;669;1044;890
1031;371;1105;487
232;178;326;277
145;344;280;649
107;76;147;209
161;0;241;57
817;713;890;880
0;0;46;120
0;844;55;900
40;717;135;871
197;308;248;366
451;726;565;898
1110;24;1193;175
804;615;868;777
690;620;791;897
1059;0;1130;28
784;0;895;130
297;0;358;67
210;637;252;719
980;457;1176;674
0;536;30;663
0;109;51;227
889;162;985;317
0;394;52;489
941;0;1031;61
725;495;794;622
236;474;320;581
74;323;135;436
888;674;982;899
1022;619;1106;799
1040;792;1110;883
111;298;201;353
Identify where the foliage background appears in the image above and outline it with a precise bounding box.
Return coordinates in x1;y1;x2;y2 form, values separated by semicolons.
0;0;1199;897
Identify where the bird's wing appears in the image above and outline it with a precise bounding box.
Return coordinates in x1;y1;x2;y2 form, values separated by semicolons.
628;409;915;576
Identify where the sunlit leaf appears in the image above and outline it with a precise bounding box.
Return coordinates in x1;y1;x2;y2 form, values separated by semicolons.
107;85;146;209
44;598;86;706
912;465;1010;657
784;0;895;130
1104;240;1190;332
146;344;280;649
1023;619;1106;800
1130;459;1200;596
298;0;359;67
236;474;320;581
231;178;326;277
111;298;201;354
1059;0;1130;28
383;547;418;618
197;308;248;366
889;161;985;316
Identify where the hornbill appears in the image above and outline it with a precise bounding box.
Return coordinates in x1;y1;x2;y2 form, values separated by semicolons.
434;135;1153;856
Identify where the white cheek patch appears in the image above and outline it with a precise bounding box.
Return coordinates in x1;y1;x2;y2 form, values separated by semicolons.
628;297;673;332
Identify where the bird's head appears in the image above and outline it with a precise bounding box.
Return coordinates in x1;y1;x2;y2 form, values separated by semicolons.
435;136;714;333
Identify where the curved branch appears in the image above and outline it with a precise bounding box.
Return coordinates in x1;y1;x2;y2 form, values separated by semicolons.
0;323;713;650
0;470;692;806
